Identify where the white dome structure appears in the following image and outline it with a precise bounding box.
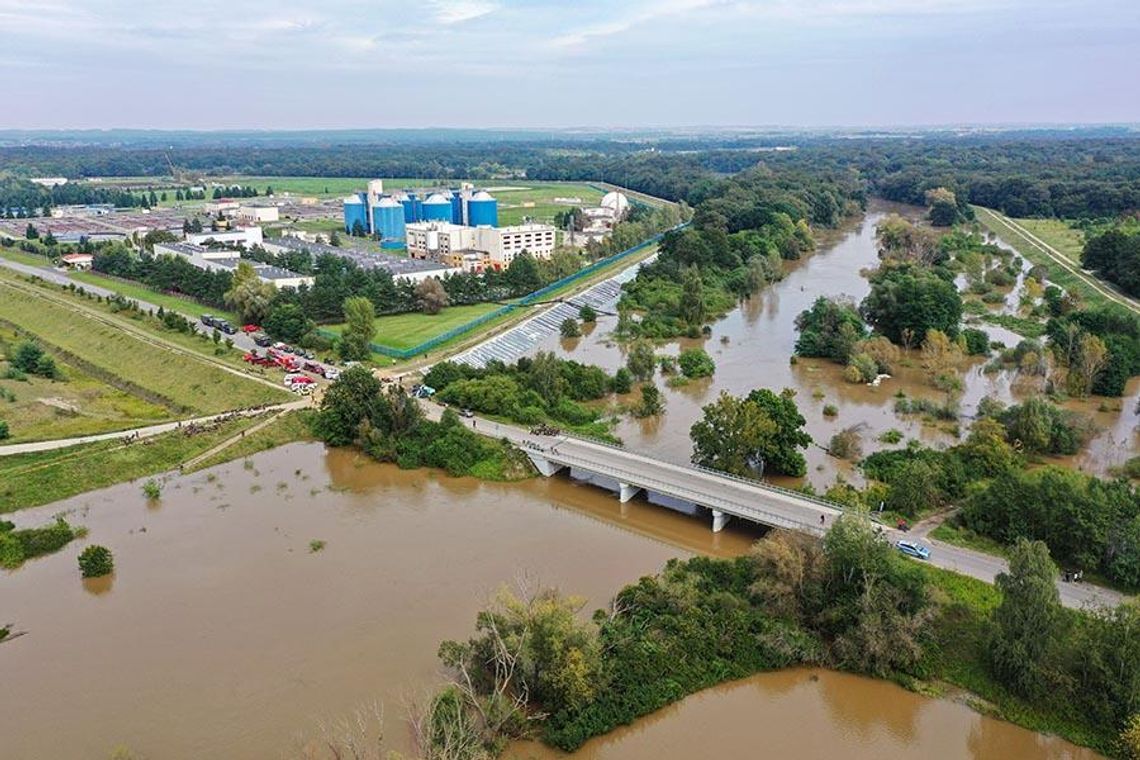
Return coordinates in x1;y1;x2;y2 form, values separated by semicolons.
600;191;630;218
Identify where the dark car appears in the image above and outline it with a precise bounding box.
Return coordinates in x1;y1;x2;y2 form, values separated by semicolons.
252;333;271;347
215;320;237;335
201;314;216;327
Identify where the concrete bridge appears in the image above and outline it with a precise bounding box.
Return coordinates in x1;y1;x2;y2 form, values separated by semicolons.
523;434;841;535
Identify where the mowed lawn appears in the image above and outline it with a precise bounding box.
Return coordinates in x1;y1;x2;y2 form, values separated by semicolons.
1011;218;1087;264
325;302;504;351
0;279;288;413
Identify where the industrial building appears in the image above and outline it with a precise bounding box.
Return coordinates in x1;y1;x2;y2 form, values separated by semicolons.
186;226;264;248
263;235;461;283
343;180;499;246
405;221;556;269
153;241;314;289
236;204;279;223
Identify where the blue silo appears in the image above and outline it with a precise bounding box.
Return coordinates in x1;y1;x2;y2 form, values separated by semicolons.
374;197;406;248
423;193;452;222
466;190;498;227
343;194;369;234
397;191;417;223
450;190;463;225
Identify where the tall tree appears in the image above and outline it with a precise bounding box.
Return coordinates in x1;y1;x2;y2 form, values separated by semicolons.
223;261;276;323
990;538;1065;699
690;391;777;477
338;296;376;361
415;277;450;315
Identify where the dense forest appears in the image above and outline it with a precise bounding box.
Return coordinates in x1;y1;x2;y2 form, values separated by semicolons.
3;131;1138;218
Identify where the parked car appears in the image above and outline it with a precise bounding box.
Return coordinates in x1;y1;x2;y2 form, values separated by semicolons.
323;367;341;381
201;314;216;327
242;324;261;334
283;373;314;387
215;320;237;335
252;333;271;347
895;541;931;561
302;361;325;376
459;408;475;418
299;349;316;360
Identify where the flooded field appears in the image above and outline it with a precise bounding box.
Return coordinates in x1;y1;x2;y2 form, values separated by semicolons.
536;201;1140;486
0;443;761;759
509;669;1100;760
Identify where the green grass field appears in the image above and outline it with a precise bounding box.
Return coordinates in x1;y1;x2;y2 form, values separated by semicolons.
0;247;57;269
325;302;504;351
1011;218;1086;264
0;275;288;413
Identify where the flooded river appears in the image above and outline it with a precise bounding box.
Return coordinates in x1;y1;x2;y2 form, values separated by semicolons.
509;669;1098;760
1;444;758;759
538;200;1140;486
1;201;1125;759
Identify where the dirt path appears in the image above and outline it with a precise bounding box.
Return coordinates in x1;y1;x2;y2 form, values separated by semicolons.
180;408;291;471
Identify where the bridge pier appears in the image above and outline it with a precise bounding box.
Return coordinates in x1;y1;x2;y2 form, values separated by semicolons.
525;452;564;477
711;509;731;533
618;482;642;503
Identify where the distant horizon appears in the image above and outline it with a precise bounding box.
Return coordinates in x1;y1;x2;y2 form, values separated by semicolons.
4;0;1137;129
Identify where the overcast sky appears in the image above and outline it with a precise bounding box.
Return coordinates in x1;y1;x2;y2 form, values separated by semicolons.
4;0;1138;130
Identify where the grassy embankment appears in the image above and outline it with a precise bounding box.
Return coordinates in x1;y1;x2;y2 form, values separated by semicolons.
0;414;271;513
0;271;289;414
0;327;171;443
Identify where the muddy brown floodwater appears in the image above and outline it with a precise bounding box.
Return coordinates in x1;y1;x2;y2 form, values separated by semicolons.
539;200;1139;486
508;669;1099;760
0;443;759;760
1;202;1126;759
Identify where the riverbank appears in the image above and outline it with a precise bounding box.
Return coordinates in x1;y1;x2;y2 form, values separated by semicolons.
439;532;1126;759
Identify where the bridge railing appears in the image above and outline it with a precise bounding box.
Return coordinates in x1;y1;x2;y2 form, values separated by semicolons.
545;448;827;535
557;429;854;515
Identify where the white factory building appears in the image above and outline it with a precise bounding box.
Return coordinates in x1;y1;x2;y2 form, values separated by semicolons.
153;241;314;289
236;205;279;223
405;222;557;268
185;226;264;248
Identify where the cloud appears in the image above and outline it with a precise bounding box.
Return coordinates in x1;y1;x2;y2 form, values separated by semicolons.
431;0;500;24
551;0;722;49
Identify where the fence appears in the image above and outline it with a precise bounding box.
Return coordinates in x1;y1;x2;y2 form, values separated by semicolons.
322;223;685;360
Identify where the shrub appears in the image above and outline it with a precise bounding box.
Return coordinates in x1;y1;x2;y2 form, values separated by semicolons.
678;348;715;378
142;479;162;500
309;539;326;553
559;318;581;338
610;368;633;394
0;420;8;440
78;545;114;578
578;304;597;323
961;327;991;356
879;429;903;444
823;404;838;417
828;427;863;460
846;353;878;383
